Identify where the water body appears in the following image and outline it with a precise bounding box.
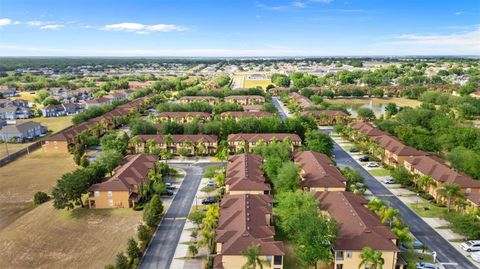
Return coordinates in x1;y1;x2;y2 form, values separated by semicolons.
345;100;387;116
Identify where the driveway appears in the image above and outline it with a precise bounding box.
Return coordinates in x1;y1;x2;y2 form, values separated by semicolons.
139;162;224;269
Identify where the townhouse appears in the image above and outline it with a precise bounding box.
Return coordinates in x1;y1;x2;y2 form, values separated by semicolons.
0;99;28;108
268;87;290;96
294;151;347;192
157;112;212;123
314;191;404;269
132;134;218;155
350;121;390;139
220;111;273;121
370;135;426;167
289;92;314;108
242;105;263;112
404;155;480;199
466;193;480;213
225;154;271;195
0;86;18;98
41;103;82;117
178;96;219;105
224;95;265;105
227;133;302;153
84;96;112;109
0;121;47;142
214;194;285;269
0;106;32;120
301;110;349;125
88;154;158;208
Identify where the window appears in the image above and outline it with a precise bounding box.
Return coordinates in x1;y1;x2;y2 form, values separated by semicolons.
466;188;471;193
94;191;100;197
273;256;282;265
336;265;343;269
265;256;272;263
346;252;352;258
107;200;113;206
324;187;329;192
335;251;344;261
107;191;113;197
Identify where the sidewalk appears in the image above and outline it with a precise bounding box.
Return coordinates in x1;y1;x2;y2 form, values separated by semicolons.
331;134;479;268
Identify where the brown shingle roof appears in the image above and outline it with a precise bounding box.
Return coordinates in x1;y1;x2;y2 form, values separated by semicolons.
350;121;389;137
289;92;314;107
224;95;265;101
89;154;158;192
179;96;218;101
216;194;284;256
294;151;347;189
136;134;218;144
405;155;480;188
226;154;270;192
220;111;273;119
227;133;302;143
314;191;399;252
372;135;426;157
466;192;480;206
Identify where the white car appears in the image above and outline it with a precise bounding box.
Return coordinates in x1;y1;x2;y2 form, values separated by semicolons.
462;240;480;252
383;178;395;184
415;262;438;269
472;251;480;262
366;162;379;168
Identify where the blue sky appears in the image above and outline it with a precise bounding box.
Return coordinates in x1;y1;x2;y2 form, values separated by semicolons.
0;0;479;56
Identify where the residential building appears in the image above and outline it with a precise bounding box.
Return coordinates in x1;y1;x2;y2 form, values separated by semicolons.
225;154;270;195
350;121;390;139
224;95;265;105
466;193;480;213
301;110;349;125
157;112;212;123
88;154;158;209
178;96;219;105
133;134;218;155
404;155;480;199
370;135;426;167
220;111;273;121
314;191;404;269
227;133;302;153
294;151;347;192
84;96;112;109
0;121;47;142
0;106;32;120
242;105;263;112
289;92;313;108
268;87;290;96
0;86;17;97
214;194;285;269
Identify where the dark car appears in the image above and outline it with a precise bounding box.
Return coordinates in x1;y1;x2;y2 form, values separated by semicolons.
349;147;360;153
202;197;217;205
359;156;370;162
160;189;174;196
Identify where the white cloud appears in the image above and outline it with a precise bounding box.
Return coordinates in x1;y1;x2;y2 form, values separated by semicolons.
293;1;306;8
102;22;187;34
27;20;45;26
0;18;12;26
40;24;64;30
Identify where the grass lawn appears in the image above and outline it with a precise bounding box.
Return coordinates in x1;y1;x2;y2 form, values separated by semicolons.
401;251;434;264
342;145;352;151
409;202;447;218
12;91;35;102
18;116;73;133
0;150;77;231
369;168;391;177
327;97;421;108
243;79;272;89
0;202;142;269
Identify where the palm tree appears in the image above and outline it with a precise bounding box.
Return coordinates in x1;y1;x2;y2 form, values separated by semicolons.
417;175;436;193
129;136;142;153
188;243;198;258
454;198;468;213
436;183;464;212
380;207;400;228
359;247;384;269
242;243;268;269
391;226;412;249
164;134;173;152
197;141;206;156
367;198;385;215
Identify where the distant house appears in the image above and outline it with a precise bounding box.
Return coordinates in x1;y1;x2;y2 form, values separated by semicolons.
242;105;263;112
227;133;302;153
84;96;112;109
157;112;212;123
88;154;158;209
294;151;347;192
0;86;17;98
178;96;219;105
370;134;426;167
268;87;290;96
289;92;313;108
41;103;82;117
133;134;219;155
301;110;349;125
224;95;265;105
0;121;47;142
0;106;32;120
220;111;272;121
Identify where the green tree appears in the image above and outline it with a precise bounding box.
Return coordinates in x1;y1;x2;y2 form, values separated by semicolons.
137;224;150;242
359;247;384;269
385;103;398;117
436;183;464;212
391;167;412;187
94;150;124;175
114;252;129;269
272;162;300;193
242;243;268;269
357;107;376;121
126;238;141;260
304;130;334;156
143;195;164;227
33;191;49;205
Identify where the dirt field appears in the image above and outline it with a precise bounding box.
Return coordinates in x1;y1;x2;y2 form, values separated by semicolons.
244;79;272;89
0;150;77;230
0;203;141;269
0;142;34;159
12;92;35;102
17;115;73;133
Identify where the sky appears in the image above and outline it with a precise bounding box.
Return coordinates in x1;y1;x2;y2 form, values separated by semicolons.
0;0;479;57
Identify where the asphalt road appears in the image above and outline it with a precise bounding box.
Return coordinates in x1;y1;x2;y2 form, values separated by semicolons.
139;162;223;269
272;97;288;120
324;129;477;269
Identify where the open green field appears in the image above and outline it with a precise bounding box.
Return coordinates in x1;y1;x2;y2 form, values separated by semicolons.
243;79;272;89
409;202;447;218
369;168;391;177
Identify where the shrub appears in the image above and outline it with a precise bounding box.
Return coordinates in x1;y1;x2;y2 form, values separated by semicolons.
33;191;49;205
137;224;150;242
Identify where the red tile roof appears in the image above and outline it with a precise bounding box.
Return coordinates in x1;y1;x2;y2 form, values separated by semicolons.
289;92;314;107
136;134;218;144
294;151;347;189
350;121;389;137
227;133;302;143
372;135;426;157
314;191;399;252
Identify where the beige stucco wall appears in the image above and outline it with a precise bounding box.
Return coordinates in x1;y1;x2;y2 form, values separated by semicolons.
89;191;130;208
42;140;69;152
333;250;399;269
220;255;283;269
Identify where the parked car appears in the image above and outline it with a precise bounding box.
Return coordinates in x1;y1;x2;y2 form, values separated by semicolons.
202;197;217;205
471;251;480;262
165;183;177;190
359;156;370;162
207;180;215;187
462;240;480;252
366;162;379;168
160;189;174;196
349;147;360;153
402;240;424;249
416;262;439;269
383;178;396;184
